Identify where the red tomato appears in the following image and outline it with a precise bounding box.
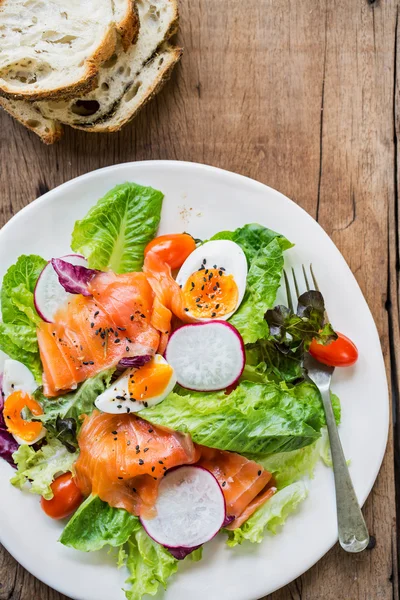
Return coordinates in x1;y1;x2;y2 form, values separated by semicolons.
309;332;358;367
41;473;83;520
144;234;196;269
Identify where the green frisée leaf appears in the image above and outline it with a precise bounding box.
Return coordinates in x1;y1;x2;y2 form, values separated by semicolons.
226;482;308;546
211;223;293;262
0;255;46;380
123;525;178;600
142;380;329;455
71;183;164;273
60;495;138;552
11;437;77;500
230;238;285;343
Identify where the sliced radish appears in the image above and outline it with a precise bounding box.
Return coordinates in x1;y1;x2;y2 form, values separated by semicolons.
141;465;226;552
165;321;245;391
34;254;88;322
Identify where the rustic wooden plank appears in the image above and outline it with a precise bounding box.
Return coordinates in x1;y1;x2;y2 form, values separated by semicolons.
0;0;398;599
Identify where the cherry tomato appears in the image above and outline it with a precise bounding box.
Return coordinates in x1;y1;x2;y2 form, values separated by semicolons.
144;234;196;269
309;332;358;367
41;473;83;520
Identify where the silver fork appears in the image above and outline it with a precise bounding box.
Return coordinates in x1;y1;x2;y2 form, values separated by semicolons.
283;265;370;553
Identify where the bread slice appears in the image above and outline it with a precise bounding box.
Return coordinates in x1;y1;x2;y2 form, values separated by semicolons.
36;0;179;127
0;0;139;101
0;96;62;143
72;43;182;132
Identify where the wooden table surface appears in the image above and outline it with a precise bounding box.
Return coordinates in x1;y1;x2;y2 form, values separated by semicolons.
0;1;399;599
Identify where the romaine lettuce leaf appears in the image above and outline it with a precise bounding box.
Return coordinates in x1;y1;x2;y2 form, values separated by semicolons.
71;183;164;273
226;481;308;546
60;495;138;552
11;437;78;499
123;524;178;600
0;255;46;380
141;380;328;455
244;343;304;384
229;238;284;343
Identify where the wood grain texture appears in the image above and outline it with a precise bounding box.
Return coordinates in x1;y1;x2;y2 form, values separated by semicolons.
0;1;399;599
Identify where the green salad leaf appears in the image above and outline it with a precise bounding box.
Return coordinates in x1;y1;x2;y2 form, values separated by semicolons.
71;183;164;273
244;343;304;384
123;524;178;600
212;224;292;344
142;380;328;455
60;495;138;552
11;437;78;500
0;254;46;380
226;481;308;546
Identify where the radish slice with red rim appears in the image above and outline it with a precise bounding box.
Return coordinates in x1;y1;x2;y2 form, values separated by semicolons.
165;321;245;391
140;465;226;554
34;254;88;323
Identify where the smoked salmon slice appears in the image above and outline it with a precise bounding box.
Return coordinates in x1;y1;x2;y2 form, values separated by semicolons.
37;272;160;396
74;411;200;517
143;251;192;344
196;446;275;528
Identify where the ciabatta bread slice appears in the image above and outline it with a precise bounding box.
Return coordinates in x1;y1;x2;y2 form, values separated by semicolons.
71;43;182;132
0;96;62;143
0;0;139;101
36;0;178;127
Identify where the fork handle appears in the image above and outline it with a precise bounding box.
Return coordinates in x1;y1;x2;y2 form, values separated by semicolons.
320;388;370;552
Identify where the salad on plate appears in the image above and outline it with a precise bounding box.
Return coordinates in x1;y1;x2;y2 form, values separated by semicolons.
0;182;358;600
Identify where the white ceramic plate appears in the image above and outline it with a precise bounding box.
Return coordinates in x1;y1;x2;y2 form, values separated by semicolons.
0;161;388;600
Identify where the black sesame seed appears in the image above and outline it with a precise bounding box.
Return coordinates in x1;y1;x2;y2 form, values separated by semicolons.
112;430;118;435
209;272;213;280
213;264;217;269
90;322;94;328
135;445;140;450
258;470;262;476
132;487;137;493
118;327;126;331
117;405;122;409
143;402;148;408
144;448;149;452
219;270;223;276
201;285;205;290
184;308;189;312
152;466;155;472
148;429;154;433
127;441;131;446
140;314;146;319
94;311;99;317
130;315;134;321
126;407;131;413
202;258;206;264
197;304;202;309
114;437;118;441
220;267;226;271
116;395;125;400
139;459;144;465
211;312;217;317
222;481;226;487
114;338;120;344
216;304;220;309
158;460;164;465
118;476;123;480
196;297;201;302
126;347;130;352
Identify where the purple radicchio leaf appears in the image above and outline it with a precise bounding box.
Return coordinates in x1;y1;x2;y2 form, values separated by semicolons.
166;544;202;560
51;258;99;297
117;355;153;370
0;374;18;467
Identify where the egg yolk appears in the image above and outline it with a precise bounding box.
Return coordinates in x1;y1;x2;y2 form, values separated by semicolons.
3;390;44;442
182;268;239;318
128;360;173;402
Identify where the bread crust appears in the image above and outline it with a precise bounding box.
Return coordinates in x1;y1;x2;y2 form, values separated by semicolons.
0;97;63;143
118;0;140;50
0;19;119;101
71;46;183;133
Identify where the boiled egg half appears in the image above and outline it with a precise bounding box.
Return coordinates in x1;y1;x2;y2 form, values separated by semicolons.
95;354;177;414
176;240;248;321
2;359;46;445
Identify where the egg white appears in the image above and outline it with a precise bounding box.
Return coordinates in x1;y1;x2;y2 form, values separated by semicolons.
2;359;46;445
95;355;177;415
176;240;248;321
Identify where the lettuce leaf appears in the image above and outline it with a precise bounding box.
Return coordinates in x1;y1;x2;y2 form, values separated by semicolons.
142;380;328;455
60;495;138;552
11;437;78;499
212;225;292;344
71;183;164;273
123;525;178;600
229;238;284;343
226;482;308;546
0;255;46;380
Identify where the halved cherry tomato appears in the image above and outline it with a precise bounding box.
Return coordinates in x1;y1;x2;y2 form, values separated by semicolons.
3;391;44;442
144;234;196;270
309;332;358;367
41;473;83;520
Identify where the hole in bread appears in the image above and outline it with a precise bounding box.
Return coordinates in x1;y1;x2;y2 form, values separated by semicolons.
101;82;109;91
103;54;118;69
126;67;131;76
159;57;164;66
118;66;124;74
26;119;40;128
41;31;77;44
148;4;161;19
125;81;141;103
60;11;68;19
71;100;100;117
